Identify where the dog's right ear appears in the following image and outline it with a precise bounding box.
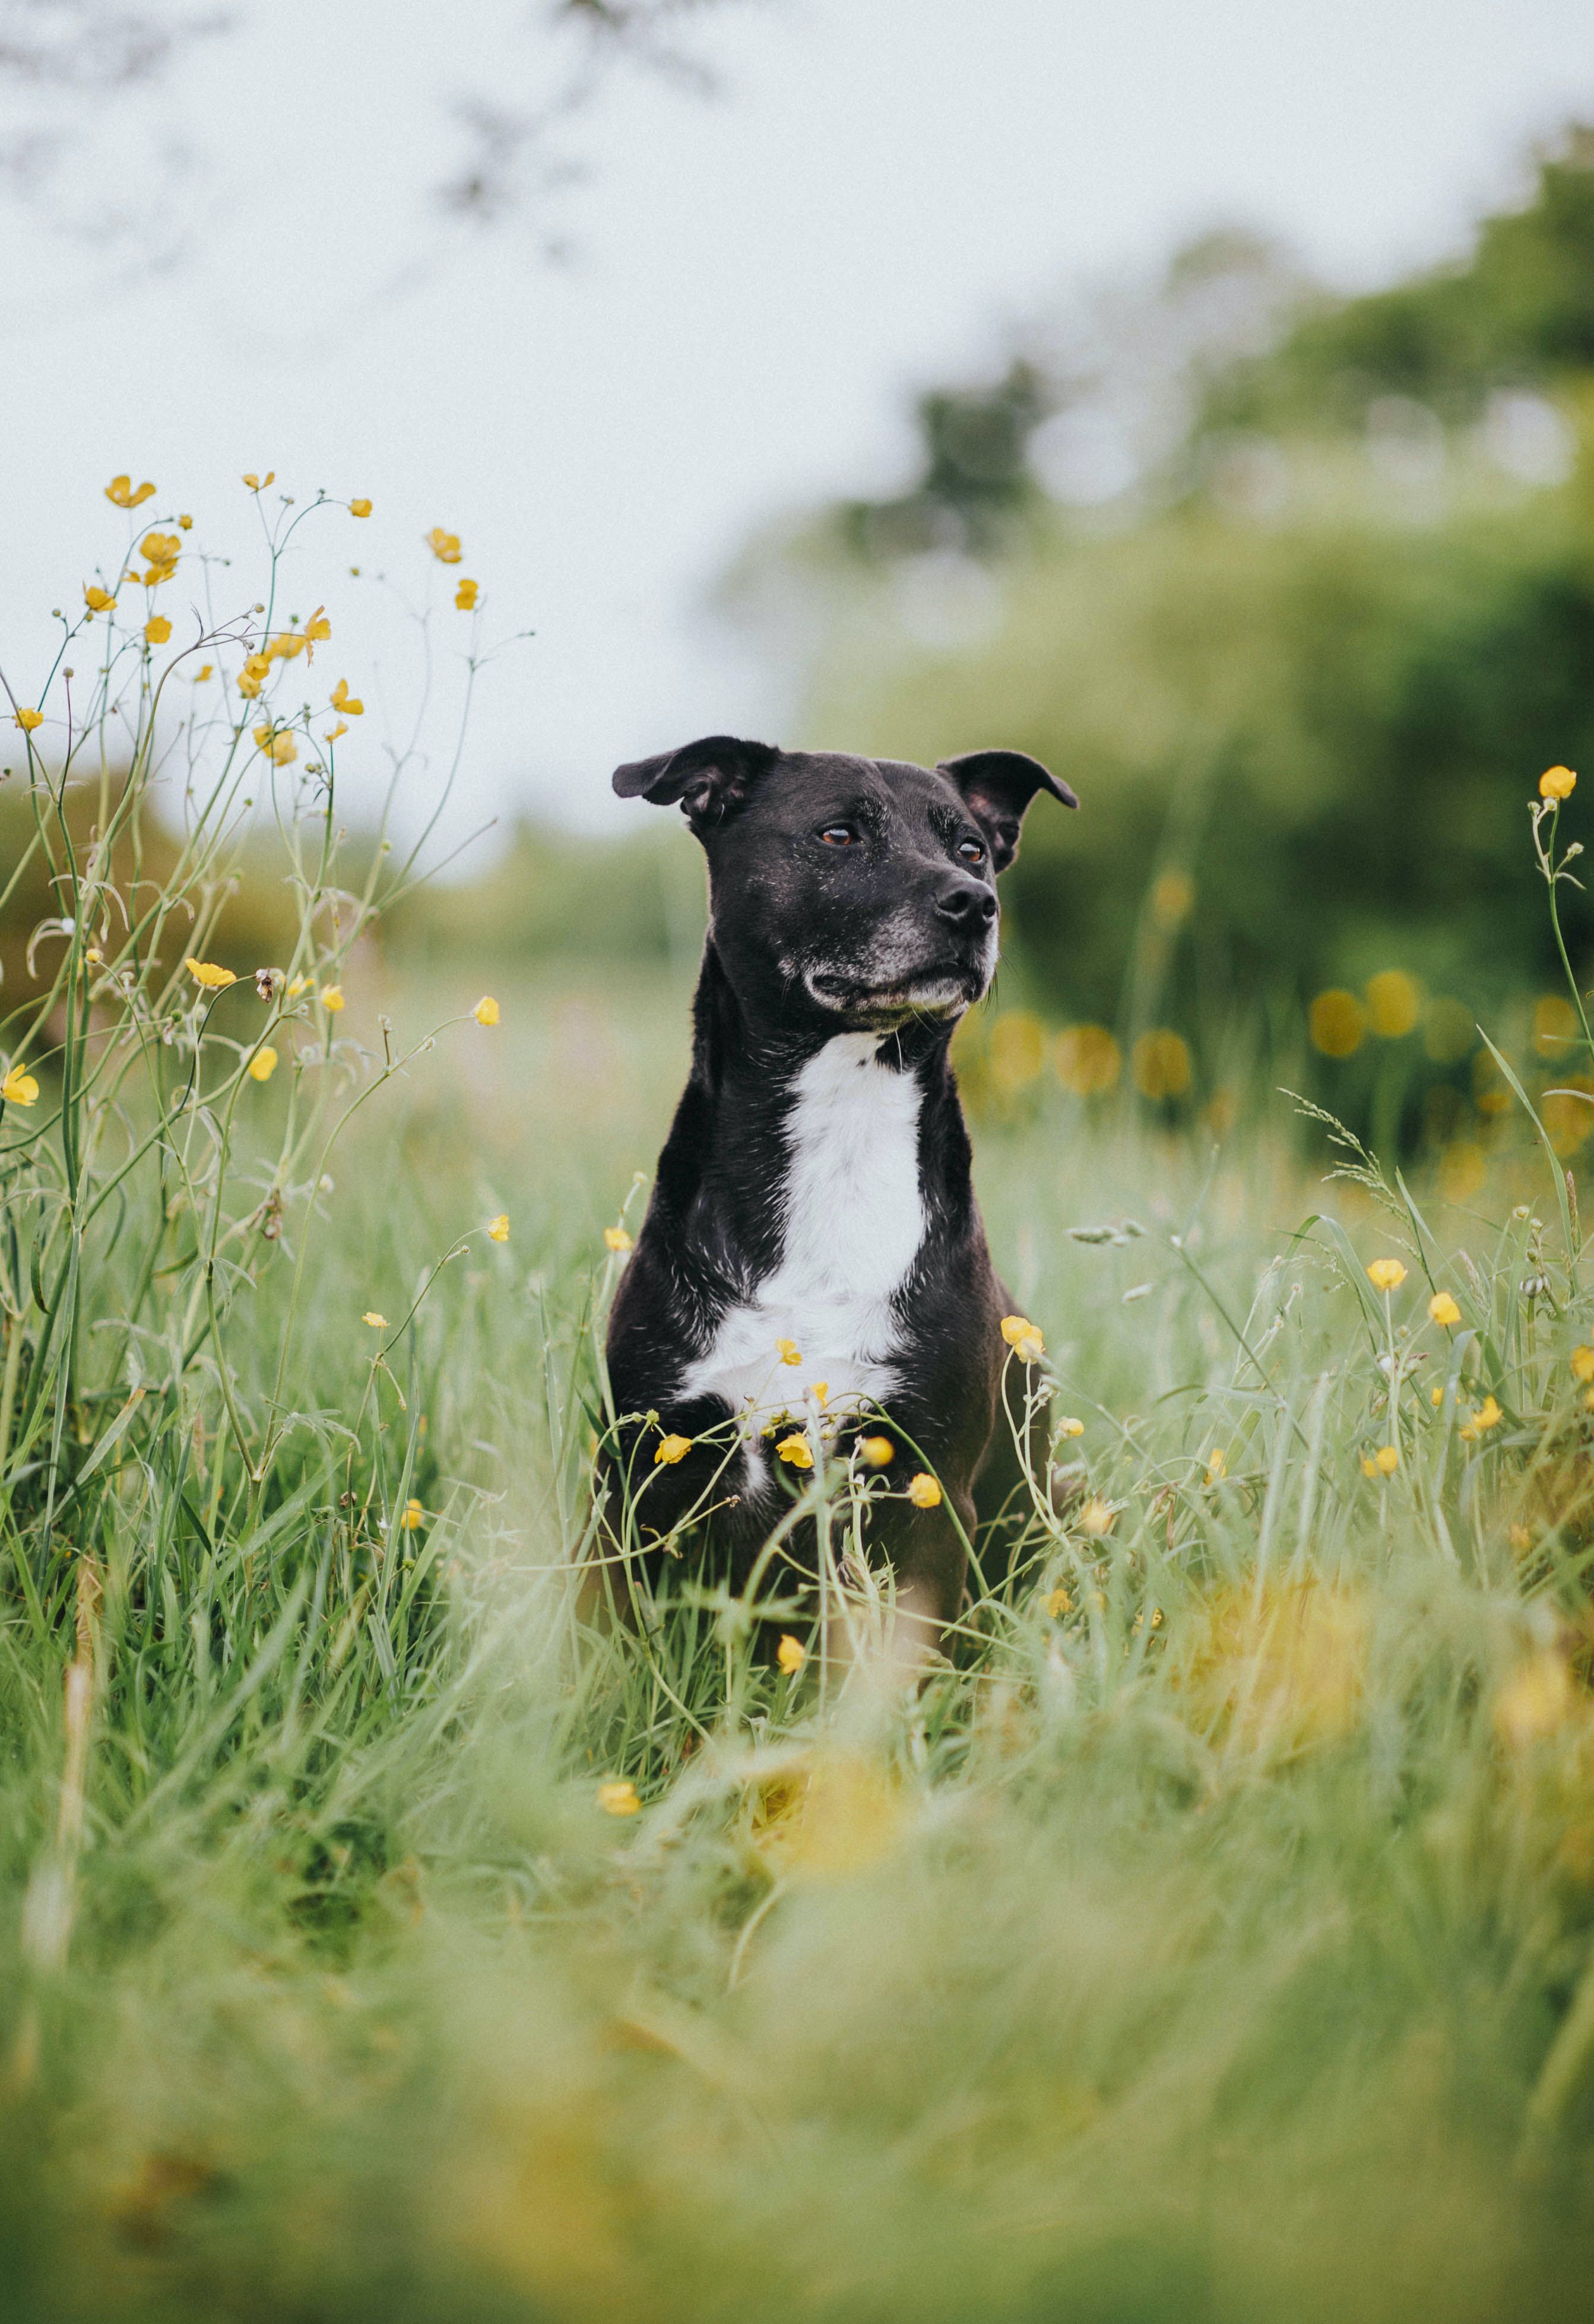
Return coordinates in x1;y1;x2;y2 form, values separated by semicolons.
611;734;780;827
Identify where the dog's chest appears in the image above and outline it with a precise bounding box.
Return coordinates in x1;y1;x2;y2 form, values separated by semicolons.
679;1033;926;1423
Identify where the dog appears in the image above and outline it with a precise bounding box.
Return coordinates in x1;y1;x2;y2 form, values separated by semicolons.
599;734;1076;1643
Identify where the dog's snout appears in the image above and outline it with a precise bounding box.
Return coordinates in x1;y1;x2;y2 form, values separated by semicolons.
933;876;997;931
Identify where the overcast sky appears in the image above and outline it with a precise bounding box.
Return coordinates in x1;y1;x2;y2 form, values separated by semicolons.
4;0;1592;850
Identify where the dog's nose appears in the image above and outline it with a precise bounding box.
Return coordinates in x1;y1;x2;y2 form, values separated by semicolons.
933;877;997;930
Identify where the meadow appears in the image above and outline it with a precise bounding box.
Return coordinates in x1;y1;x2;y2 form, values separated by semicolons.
5;487;1594;2322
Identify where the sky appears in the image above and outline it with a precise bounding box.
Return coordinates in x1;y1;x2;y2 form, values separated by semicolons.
3;0;1592;852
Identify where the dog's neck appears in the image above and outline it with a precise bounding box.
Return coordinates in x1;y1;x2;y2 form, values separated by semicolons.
654;941;974;1286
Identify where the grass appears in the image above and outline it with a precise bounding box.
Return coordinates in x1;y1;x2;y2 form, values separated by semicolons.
6;487;1594;2320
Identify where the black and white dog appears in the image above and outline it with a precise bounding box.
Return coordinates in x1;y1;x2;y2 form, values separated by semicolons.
601;735;1076;1640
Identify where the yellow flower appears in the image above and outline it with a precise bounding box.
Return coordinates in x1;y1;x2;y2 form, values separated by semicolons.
425;527;462;564
454;578;478;610
1373;1444;1399;1475
598;1779;641;1816
194;664;213;681
654;1434;692;1465
247;1045;278;1083
242;471;275;491
185;958;235;990
14;708;43;731
1508;1522;1533;1554
604;1225;633;1253
1431;1385;1444;1406
320;984;344;1012
810;1381;829;1407
329;677;363;716
776;1434;813;1470
85;947;102;966
1540;764;1577;802
1308;988;1364;1058
104;474;156;508
268;630;305;662
775;1337;802;1366
303;606;331;651
363;1312;388;1328
286;974;312;998
857;1435;895;1467
1045;1586;1071;1618
2;1063;40;1107
1473;1394;1504;1432
1131;1027;1192;1101
83;584;116;612
145;614;172;645
1495;1652;1572;1746
349;497;372;518
1364;970;1420;1040
178;513;192;530
1573;1345;1594;1383
324;722;348;743
253;723;297;765
1079;1497;1116;1537
1055;1022;1121;1095
139;530;180;582
1206;1448;1227;1482
487;1213;509;1243
1428;1291;1462;1327
907;1472;942;1508
1366;1258;1407;1292
777;1634;806;1675
1057;1415;1085;1438
1000;1313;1045;1362
401;1498;424;1532
473;995;500;1026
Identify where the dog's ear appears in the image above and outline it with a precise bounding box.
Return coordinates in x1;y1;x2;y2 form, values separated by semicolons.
612;734;781;828
939;749;1077;873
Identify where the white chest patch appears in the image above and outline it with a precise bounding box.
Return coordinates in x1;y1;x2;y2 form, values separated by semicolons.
677;1033;926;1454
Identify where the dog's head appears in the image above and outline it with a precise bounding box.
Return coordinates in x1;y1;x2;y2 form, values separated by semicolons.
611;737;1076;1029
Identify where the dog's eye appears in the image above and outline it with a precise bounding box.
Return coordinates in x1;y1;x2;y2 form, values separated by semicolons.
956;837;986;865
819;824;858;846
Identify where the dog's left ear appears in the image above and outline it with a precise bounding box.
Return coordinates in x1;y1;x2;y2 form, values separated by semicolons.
612;734;781;829
939;749;1078;873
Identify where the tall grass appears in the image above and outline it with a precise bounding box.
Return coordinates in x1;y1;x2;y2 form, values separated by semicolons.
4;485;1594;2320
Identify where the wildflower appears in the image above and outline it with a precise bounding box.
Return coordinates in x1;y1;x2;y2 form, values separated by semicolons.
1309;988;1365;1058
1055;1022;1121;1095
1057;1415;1085;1438
85;947;102;967
139;531;180;584
907;1472;942;1508
1428;1291;1462;1327
1573;1345;1594;1383
324;722;348;743
185;959;236;990
363;1312;388;1328
349;498;372;517
242;471;276;491
1366;1258;1407;1292
303;606;331;652
1473;1394;1504;1432
654;1434;692;1465
268;631;305;662
487;1213;509;1242
425;527;462;564
1509;1522;1533;1554
810;1381;829;1407
1431;1384;1444;1406
473;995;500;1026
776;1434;813;1470
253;723;297;765
1540;765;1577;802
1045;1586;1071;1617
2;1063;39;1108
329;677;363;716
598;1779;640;1816
776;1337;802;1367
1364;970;1420;1039
142;614;172;646
1373;1445;1400;1475
401;1498;424;1531
194;664;213;681
1078;1497;1116;1537
320;985;344;1012
455;578;478;610
178;513;192;530
604;1226;633;1253
83;584;116;613
286;974;312;998
247;1045;278;1083
1132;1028;1193;1100
104;475;156;508
857;1436;895;1467
1000;1313;1045;1362
14;709;42;731
1495;1651;1571;1746
777;1634;806;1675
1205;1448;1227;1482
